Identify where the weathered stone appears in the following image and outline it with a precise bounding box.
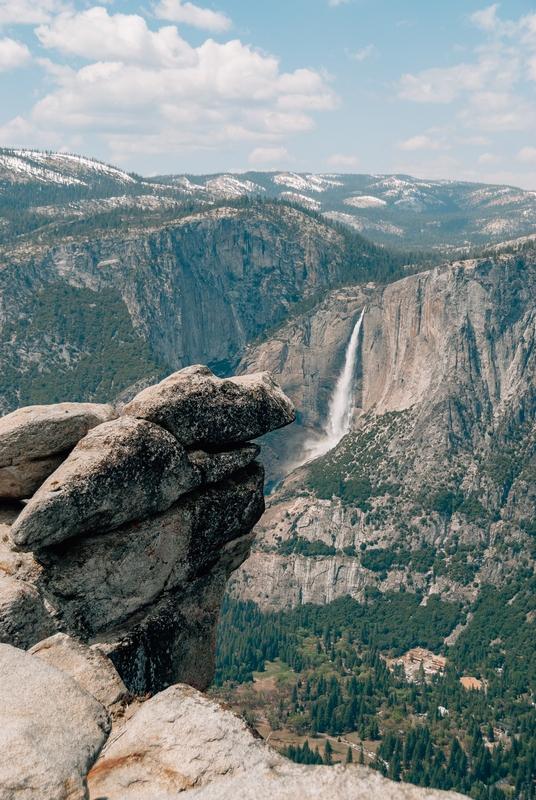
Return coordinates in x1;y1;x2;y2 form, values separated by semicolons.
184;762;468;800
0;643;110;800
29;633;127;709
0;505;42;585
0;454;65;500
188;443;260;484
122;365;295;447
0;575;55;649
0;403;117;467
0;402;117;467
35;463;264;693
88;684;466;800
11;417;200;550
0;402;119;499
100;528;257;694
88;683;280;799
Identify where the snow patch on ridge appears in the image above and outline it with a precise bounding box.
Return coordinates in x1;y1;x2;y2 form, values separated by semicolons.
204;175;266;198
344;195;387;209
273;172;343;193
280;192;321;210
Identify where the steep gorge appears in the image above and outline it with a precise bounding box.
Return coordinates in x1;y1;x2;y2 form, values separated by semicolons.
233;251;536;611
0;203;387;414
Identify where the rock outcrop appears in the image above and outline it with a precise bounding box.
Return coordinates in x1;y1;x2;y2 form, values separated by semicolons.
11;417;199;549
0;366;291;694
0;642;111;800
0;364;469;800
185;762;467;800
87;683;280;798
0;573;56;649
29;633;128;709
123;366;296;447
0;402;117;499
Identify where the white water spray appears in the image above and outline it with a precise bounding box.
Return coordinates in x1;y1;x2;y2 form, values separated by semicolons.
305;309;364;461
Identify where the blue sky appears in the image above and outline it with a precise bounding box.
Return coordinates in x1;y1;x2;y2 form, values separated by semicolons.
1;0;536;186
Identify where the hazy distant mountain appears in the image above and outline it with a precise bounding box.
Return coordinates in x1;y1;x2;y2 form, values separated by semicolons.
2;148;536;253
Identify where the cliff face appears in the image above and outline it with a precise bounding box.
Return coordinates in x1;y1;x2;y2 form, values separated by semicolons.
1;368;468;800
0;205;346;414
233;252;536;611
0;366;294;693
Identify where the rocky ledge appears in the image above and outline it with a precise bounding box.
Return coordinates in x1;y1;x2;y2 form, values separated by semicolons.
0;365;294;691
0;366;466;800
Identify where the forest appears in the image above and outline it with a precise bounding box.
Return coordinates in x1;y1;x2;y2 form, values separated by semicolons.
0;284;165;410
212;569;536;798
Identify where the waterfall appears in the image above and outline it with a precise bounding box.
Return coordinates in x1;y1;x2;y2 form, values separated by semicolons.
304;309;364;461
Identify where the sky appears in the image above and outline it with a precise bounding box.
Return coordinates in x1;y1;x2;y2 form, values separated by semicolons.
1;0;536;186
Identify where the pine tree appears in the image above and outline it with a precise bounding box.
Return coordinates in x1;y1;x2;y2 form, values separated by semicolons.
388;746;401;782
324;739;333;765
346;746;353;764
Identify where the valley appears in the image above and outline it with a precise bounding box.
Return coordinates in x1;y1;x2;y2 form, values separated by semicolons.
2;149;536;798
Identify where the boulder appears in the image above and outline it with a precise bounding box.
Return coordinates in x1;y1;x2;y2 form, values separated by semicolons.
29;633;128;709
0;575;55;649
88;683;280;798
187;443;260;485
88;684;467;800
183;762;468;800
11;417;200;550
0;403;118;499
122;365;295;447
0;643;110;800
34;463;264;692
0;454;65;500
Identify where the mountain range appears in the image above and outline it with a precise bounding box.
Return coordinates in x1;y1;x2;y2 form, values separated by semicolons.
3;148;536;795
3;147;536;254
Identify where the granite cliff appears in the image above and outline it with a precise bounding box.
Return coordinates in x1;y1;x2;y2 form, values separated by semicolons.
232;250;536;612
0;365;294;693
0;202;380;414
0;365;467;800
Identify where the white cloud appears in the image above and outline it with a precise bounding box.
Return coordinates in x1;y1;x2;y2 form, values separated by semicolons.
349;45;376;61
469;4;501;33
0;0;65;27
460;135;493;145
329;0;350;6
325;154;359;166
249;147;293;165
153;0;231;32
468;4;517;37
0;37;31;70
0;114;63;148
397;134;447;151
14;7;338;159
399;62;492;103
517;146;536;163
397;5;536;149
398;6;532;109
35;8;195;65
477;152;504;164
